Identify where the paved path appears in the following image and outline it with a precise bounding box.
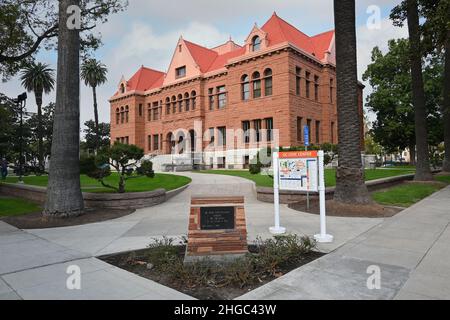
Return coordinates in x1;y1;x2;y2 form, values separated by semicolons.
0;172;381;300
238;185;450;300
25;172;382;256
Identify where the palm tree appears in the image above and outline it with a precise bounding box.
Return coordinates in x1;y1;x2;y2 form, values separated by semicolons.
44;0;84;217
333;0;372;204
81;59;108;151
406;0;433;180
20;62;55;172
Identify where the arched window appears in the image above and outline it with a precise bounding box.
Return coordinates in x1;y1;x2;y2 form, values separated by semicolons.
264;68;273;96
172;95;177;113
252;72;261;98
184;92;190;111
251;36;261;52
191;91;197;110
165;97;171;115
125;106;129;122
241;75;250;101
120;107;124;123
115;108;120;124
177;94;183;112
120;83;125;94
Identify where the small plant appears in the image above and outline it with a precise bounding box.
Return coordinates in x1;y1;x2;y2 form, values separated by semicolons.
144;234;317;289
249;147;274;175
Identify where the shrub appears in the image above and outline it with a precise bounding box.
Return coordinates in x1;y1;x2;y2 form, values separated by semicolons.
85;142;155;193
249;147;274;175
79;155;96;175
145;234;317;289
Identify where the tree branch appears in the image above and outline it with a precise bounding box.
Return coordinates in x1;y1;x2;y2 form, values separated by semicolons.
0;24;58;63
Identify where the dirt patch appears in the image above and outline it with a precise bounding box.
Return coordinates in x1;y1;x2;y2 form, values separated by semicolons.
289;199;402;218
100;245;324;300
1;208;135;229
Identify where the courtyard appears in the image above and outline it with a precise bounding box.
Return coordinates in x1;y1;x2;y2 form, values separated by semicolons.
1;172;450;300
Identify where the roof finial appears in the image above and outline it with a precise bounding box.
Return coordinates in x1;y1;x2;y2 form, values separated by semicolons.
273;11;278;17
229;35;232;42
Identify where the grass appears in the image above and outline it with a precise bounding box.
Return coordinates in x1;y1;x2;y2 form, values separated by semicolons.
372;183;445;207
2;173;192;193
0;197;41;217
199;168;415;188
436;175;450;184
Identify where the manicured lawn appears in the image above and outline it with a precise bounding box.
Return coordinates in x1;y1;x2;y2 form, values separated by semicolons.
0;197;41;217
372;183;444;207
199;168;415;188
435;175;450;184
2;173;191;193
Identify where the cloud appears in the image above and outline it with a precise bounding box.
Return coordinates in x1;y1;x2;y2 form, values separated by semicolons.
1;0;407;133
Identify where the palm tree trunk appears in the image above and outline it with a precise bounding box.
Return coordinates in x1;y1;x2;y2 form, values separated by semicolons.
442;30;450;172
406;0;433;181
92;85;100;151
409;142;416;166
36;92;44;173
333;0;371;204
44;0;84;217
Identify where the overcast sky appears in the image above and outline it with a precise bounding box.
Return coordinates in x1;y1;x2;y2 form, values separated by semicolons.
1;0;408;129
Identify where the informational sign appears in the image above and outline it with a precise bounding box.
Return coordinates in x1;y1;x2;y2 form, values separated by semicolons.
278;151;318;192
200;206;235;230
304;126;310;146
270;151;333;243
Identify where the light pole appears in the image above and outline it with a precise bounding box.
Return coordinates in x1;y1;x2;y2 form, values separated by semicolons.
13;92;27;184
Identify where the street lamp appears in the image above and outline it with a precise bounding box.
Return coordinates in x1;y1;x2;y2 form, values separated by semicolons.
12;92;27;184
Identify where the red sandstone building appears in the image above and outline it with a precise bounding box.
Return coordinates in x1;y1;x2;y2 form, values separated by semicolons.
109;13;363;170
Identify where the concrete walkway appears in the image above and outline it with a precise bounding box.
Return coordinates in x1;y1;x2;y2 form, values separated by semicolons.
3;172;448;300
238;185;450;300
25;172;382;256
0;172;382;300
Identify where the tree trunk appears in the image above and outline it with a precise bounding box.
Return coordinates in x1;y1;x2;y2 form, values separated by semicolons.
333;0;372;204
36;91;44;173
44;0;84;218
406;0;433;181
118;175;125;193
409;142;416;166
442;30;450;172
92;85;100;152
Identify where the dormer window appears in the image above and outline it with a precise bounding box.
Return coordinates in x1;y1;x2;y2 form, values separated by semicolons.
120;83;125;94
175;66;186;79
251;36;261;52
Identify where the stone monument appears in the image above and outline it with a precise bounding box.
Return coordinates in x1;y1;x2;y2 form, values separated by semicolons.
185;196;248;262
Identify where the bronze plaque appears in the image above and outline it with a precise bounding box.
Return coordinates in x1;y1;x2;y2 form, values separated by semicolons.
200;206;235;230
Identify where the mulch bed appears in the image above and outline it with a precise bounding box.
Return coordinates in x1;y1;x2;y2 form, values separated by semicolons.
289;199;402;218
100;246;324;300
1;208;135;229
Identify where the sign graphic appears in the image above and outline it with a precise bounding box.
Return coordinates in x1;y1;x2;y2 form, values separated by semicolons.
278;151;318;192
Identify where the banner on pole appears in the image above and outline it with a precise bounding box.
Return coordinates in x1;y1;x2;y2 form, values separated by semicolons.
278;151;318;192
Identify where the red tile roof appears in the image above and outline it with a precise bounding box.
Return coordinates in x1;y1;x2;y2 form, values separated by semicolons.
119;13;334;94
184;40;219;73
310;30;335;60
126;66;165;91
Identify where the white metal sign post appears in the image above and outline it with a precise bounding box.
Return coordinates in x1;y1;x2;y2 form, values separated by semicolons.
270;150;333;243
314;151;334;243
270;152;286;235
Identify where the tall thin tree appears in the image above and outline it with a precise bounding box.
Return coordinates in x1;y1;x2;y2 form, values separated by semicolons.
20;62;55;172
44;0;84;217
81;58;108;151
333;0;372;204
406;0;433;180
